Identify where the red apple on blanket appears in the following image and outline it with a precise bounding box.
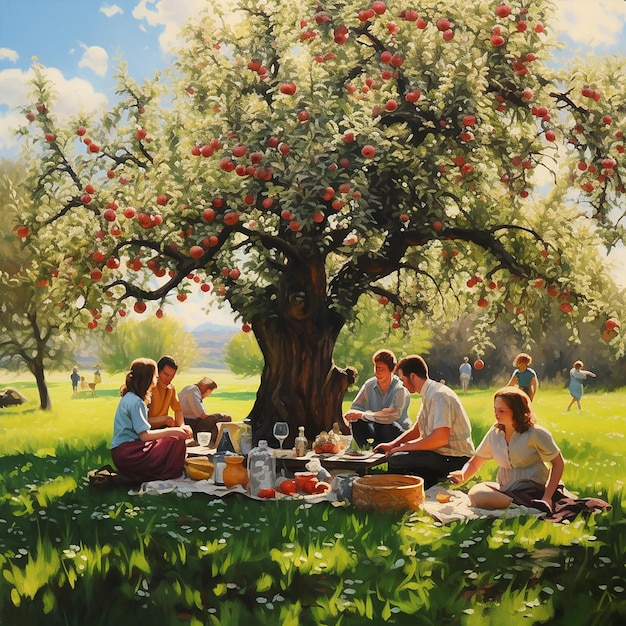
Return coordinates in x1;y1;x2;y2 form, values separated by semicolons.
257;488;276;499
278;479;297;495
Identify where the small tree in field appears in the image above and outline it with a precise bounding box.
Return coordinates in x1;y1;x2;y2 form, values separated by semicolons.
12;0;625;442
0;160;76;410
95;316;199;374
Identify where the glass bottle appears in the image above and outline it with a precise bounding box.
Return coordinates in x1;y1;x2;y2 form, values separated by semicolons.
295;426;308;457
217;428;236;453
212;452;227;486
238;422;253;455
247;440;276;496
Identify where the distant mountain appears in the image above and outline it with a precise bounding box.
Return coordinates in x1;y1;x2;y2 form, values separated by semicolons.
192;322;238;369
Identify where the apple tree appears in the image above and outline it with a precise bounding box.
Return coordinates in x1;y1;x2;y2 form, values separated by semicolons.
1;160;77;409
13;0;625;443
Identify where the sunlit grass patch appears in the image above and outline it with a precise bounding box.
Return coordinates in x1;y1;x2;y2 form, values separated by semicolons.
0;381;624;624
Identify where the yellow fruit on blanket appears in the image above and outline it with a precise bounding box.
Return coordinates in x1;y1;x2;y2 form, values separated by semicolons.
185;458;214;480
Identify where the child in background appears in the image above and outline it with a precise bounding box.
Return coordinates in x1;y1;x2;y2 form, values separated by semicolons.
567;360;596;411
507;353;538;401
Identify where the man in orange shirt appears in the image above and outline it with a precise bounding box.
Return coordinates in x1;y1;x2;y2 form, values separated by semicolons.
148;355;184;428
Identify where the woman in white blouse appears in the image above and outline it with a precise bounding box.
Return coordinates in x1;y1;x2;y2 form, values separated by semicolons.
449;386;564;513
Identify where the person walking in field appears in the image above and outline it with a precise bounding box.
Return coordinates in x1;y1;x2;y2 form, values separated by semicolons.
70;366;80;399
459;357;472;392
567;360;596;411
507;353;538;401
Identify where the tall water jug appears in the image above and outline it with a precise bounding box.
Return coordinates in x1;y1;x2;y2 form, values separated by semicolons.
247;440;276;497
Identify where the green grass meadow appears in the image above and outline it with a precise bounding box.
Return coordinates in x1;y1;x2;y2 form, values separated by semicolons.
0;371;624;625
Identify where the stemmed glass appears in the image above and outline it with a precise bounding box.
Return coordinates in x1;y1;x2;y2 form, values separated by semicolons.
273;421;289;450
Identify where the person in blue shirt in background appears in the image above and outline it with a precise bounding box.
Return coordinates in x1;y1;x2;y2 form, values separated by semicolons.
342;349;410;448
507;353;538;401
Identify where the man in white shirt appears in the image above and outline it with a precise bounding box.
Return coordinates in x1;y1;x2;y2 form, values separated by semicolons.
375;355;474;488
178;377;231;446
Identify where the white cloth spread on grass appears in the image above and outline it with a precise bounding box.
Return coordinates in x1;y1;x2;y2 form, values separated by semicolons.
422;484;545;523
131;477;545;521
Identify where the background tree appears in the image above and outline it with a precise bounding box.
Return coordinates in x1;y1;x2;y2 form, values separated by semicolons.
224;331;265;377
0;159;76;410
332;295;433;383
95;316;199;373
12;0;625;442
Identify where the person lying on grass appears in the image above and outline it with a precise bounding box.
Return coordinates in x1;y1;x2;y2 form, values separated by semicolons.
448;386;565;514
111;358;193;484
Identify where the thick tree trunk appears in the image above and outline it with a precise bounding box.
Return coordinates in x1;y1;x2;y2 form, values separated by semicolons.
33;361;52;410
247;316;355;447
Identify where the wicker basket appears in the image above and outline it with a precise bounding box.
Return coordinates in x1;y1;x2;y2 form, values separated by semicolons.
352;475;424;512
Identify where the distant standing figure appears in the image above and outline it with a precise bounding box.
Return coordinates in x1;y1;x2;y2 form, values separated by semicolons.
567;360;596;411
70;367;80;399
459;357;472;392
507;353;538;401
93;367;102;386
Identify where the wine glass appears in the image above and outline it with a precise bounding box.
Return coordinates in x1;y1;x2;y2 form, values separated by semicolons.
273;421;289;450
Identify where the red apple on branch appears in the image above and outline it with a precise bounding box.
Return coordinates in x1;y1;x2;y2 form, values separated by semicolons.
279;82;297;95
361;145;376;158
495;3;511;18
223;211;239;226
372;1;386;15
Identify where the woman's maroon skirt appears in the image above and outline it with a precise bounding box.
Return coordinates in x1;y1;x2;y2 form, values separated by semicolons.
111;437;187;483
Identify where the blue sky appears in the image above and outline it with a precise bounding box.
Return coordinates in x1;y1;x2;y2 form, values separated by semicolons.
1;0;625;327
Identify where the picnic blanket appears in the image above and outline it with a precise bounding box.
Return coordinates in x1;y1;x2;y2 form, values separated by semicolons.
131;476;548;521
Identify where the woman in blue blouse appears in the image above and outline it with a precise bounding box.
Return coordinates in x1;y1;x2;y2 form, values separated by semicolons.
111;358;193;483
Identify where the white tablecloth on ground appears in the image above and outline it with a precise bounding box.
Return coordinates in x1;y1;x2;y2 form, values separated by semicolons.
132;477;545;521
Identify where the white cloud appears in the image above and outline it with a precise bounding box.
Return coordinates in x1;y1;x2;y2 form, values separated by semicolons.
78;44;109;77
132;0;238;54
0;48;19;63
100;3;124;18
553;0;626;48
0;66;108;154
